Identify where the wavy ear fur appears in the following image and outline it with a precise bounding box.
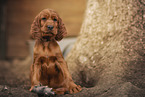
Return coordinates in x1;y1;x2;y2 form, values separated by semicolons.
30;9;67;41
55;16;67;41
30;15;41;40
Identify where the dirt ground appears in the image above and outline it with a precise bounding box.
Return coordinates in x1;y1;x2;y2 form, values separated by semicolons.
0;57;36;97
0;57;84;97
0;56;145;97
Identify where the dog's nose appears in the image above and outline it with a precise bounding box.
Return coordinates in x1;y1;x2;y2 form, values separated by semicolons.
47;25;54;30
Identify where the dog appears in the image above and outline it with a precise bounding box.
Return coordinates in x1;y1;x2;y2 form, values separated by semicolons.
29;9;82;94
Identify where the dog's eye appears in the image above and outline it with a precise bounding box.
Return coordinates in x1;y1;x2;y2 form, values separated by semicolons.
53;18;57;21
42;17;46;20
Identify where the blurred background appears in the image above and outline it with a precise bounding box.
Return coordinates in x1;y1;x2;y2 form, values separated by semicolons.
0;0;86;60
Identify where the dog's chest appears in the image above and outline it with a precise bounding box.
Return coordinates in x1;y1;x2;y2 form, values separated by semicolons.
43;45;56;56
34;42;58;57
43;46;55;56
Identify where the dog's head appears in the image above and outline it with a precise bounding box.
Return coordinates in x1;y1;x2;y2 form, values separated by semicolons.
30;9;67;41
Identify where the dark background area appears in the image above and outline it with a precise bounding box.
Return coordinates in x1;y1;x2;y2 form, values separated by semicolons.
0;0;86;59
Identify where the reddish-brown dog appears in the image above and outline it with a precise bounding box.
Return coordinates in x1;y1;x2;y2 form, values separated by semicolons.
29;9;82;94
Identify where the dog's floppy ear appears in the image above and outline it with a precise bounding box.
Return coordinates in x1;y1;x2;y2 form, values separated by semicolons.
55;17;67;41
30;15;41;40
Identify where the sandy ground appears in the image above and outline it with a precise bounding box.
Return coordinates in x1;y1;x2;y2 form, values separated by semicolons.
0;57;37;97
0;56;145;97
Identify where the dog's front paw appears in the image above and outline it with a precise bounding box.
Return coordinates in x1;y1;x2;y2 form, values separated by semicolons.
53;88;68;94
69;84;82;94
